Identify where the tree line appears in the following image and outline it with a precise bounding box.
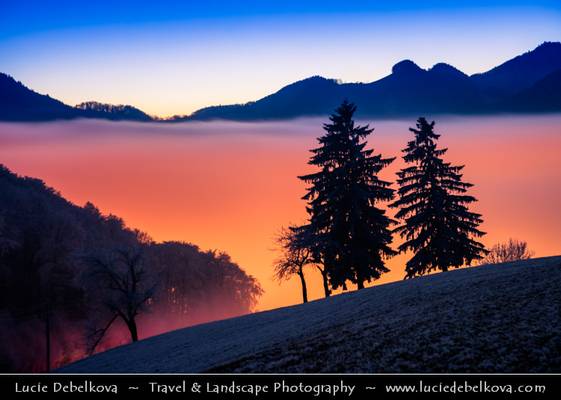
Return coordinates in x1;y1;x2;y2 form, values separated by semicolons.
0;167;262;372
274;100;527;303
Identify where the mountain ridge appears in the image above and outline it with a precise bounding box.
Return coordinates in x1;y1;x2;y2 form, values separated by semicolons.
175;42;561;121
0;73;154;122
2;42;561;122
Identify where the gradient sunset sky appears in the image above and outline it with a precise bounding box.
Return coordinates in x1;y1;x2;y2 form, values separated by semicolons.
1;0;561;117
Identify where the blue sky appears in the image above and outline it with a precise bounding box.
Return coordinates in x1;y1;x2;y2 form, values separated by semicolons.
1;1;560;116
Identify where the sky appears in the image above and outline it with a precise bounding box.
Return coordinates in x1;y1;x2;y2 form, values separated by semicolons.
1;1;561;117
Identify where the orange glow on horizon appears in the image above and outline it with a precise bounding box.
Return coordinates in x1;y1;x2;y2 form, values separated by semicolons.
0;115;560;312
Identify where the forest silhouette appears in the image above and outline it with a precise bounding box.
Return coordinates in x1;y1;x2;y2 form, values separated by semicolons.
0;167;262;371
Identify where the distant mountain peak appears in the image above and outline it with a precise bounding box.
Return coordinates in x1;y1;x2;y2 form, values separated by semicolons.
285;75;340;88
470;40;561;97
513;41;561;62
535;41;561;51
430;63;467;77
0;72;17;84
392;59;423;75
300;75;333;82
2;42;561;122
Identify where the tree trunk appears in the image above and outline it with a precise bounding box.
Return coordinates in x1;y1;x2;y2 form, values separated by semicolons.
320;268;331;298
126;318;139;342
357;280;364;290
45;307;51;372
297;270;308;303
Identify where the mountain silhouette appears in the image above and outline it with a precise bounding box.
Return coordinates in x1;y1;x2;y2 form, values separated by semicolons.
180;76;345;120
180;42;561;121
175;62;484;121
2;42;561;122
0;73;80;121
178;60;480;121
348;60;483;116
503;68;561;112
471;42;561;101
0;73;153;122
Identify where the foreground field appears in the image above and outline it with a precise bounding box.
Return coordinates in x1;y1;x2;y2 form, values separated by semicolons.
61;256;561;372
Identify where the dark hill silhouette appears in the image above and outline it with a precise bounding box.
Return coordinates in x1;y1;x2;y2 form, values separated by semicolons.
181;42;561;121
2;42;561;122
503;68;561;112
76;101;152;121
179;61;484;121
0;73;153;122
349;60;483;116
471;42;561;100
0;164;262;371
0;73;80;121
180;76;344;120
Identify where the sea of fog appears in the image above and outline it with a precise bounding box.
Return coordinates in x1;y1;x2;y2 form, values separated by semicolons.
1;115;560;310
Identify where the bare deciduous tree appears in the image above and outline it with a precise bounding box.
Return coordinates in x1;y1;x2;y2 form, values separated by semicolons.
86;243;156;349
481;239;534;264
273;227;313;303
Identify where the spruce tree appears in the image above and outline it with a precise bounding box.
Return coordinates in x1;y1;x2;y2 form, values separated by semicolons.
299;101;396;290
391;117;487;278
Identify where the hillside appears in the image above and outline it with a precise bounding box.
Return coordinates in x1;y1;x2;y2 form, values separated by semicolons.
75;101;153;121
0;73;80;121
61;255;561;372
472;41;561;98
505;69;561;112
0;165;261;372
0;73;153;122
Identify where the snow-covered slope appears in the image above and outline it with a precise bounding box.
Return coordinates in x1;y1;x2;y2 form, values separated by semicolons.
61;256;561;372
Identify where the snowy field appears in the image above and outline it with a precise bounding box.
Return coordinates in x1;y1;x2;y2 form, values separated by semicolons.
61;256;561;372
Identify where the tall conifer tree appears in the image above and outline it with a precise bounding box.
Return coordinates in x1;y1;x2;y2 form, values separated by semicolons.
391;117;487;278
299;101;396;290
